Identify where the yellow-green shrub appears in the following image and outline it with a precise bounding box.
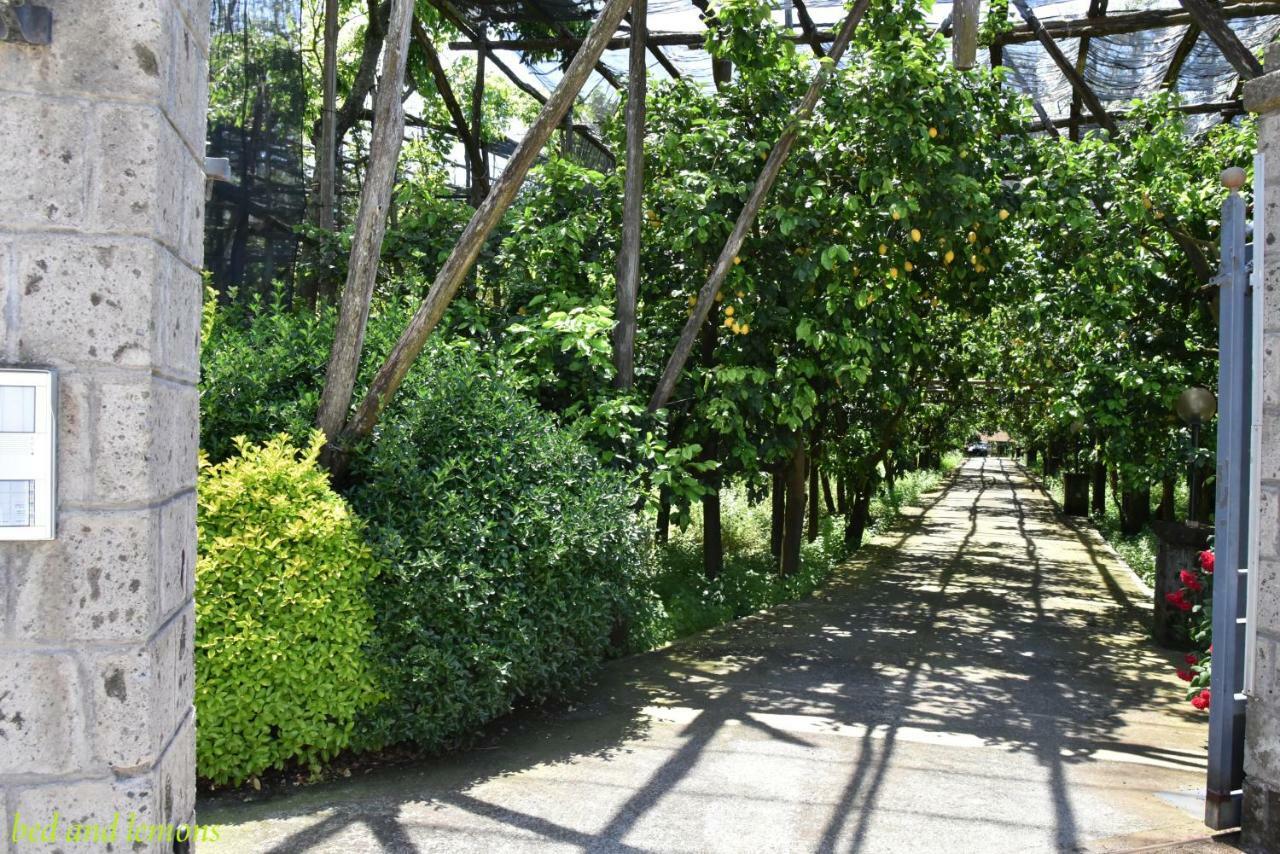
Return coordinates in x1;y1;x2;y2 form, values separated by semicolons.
195;433;382;785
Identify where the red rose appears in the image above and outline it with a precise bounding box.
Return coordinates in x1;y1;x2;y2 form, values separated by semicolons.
1200;551;1215;573
1179;598;1193;612
1166;591;1184;606
1177;669;1193;682
1180;570;1197;586
1192;695;1209;710
1185;653;1199;666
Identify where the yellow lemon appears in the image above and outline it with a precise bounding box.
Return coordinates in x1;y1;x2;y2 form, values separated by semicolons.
733;255;741;265
724;316;734;328
998;208;1009;221
725;306;735;317
910;228;922;242
903;261;914;272
889;267;899;279
715;291;724;302
891;209;901;221
735;290;745;298
944;250;955;265
983;246;991;255
967;231;977;244
741;324;750;334
970;254;978;265
878;243;888;256
928;127;938;138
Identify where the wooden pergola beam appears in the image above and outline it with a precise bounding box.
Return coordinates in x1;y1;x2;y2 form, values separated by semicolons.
791;0;826;58
614;0;647;388
520;0;624;89
1069;36;1092;141
428;0;614;163
1176;0;1264;78
453;1;1280;51
1011;0;1117;134
626;11;682;78
1027;98;1244;130
1164;24;1202;87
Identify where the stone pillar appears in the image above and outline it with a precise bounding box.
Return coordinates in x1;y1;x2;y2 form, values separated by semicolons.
1243;42;1280;852
0;1;206;850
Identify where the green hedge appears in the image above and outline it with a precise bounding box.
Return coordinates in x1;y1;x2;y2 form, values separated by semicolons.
195;434;382;785
348;342;651;750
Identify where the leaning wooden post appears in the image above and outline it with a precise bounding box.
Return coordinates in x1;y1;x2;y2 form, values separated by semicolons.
469;24;489;206
646;0;871;414
951;0;979;69
613;0;647;389
335;0;636;451
314;0;415;444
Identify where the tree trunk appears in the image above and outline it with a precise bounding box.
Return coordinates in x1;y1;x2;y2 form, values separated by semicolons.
771;469;785;561
1091;458;1106;516
822;472;836;515
807;457;820;542
702;486;722;580
315;0;415;446
781;441;808;575
844;483;872;551
836;473;848;515
656;486;670;545
612;0;646;389
1160;476;1177;522
1120;485;1151;536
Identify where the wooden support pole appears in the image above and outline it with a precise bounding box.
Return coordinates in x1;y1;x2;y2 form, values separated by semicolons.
317;0;339;233
614;0;647;389
315;0;415;443
646;0;871;414
951;0;979;69
1177;0;1263;78
412;20;488;204
335;0;636;451
1069;35;1091;141
1164;24;1202;88
627;11;682;78
1010;0;1116;134
471;25;489;206
791;0;826;58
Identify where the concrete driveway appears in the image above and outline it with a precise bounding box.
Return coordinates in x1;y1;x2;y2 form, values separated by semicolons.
199;457;1215;853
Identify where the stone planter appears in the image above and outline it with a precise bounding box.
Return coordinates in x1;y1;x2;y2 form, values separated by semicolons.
1150;519;1212;648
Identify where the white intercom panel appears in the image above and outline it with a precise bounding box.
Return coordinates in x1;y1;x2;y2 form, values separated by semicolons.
0;369;55;540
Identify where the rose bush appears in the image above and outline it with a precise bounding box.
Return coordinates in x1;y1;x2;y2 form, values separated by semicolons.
1169;548;1214;711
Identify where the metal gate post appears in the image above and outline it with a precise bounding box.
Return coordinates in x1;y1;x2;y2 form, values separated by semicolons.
1206;168;1252;830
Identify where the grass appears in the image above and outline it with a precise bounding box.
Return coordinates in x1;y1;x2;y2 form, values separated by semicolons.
642;453;962;645
1032;466;1189;588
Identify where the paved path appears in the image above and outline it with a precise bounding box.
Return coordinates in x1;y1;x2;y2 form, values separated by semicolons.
200;458;1216;853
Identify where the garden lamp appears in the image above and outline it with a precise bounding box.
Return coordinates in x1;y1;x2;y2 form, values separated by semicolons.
1176;386;1217;521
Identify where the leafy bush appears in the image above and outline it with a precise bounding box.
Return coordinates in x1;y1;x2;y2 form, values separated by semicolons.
347;341;653;750
200;291;336;462
196;433;382;785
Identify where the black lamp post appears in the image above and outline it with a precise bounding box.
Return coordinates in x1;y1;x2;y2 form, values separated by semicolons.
1175;386;1217;521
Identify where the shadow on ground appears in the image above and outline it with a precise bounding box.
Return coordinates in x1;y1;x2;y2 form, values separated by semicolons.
200;458;1208;854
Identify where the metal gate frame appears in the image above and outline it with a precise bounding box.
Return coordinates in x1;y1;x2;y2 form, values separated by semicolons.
1205;163;1261;830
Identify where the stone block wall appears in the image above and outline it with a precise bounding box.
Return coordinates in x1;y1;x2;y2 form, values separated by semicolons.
1244;42;1280;852
0;1;207;850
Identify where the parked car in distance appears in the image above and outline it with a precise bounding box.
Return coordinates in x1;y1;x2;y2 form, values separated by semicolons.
966;442;989;457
